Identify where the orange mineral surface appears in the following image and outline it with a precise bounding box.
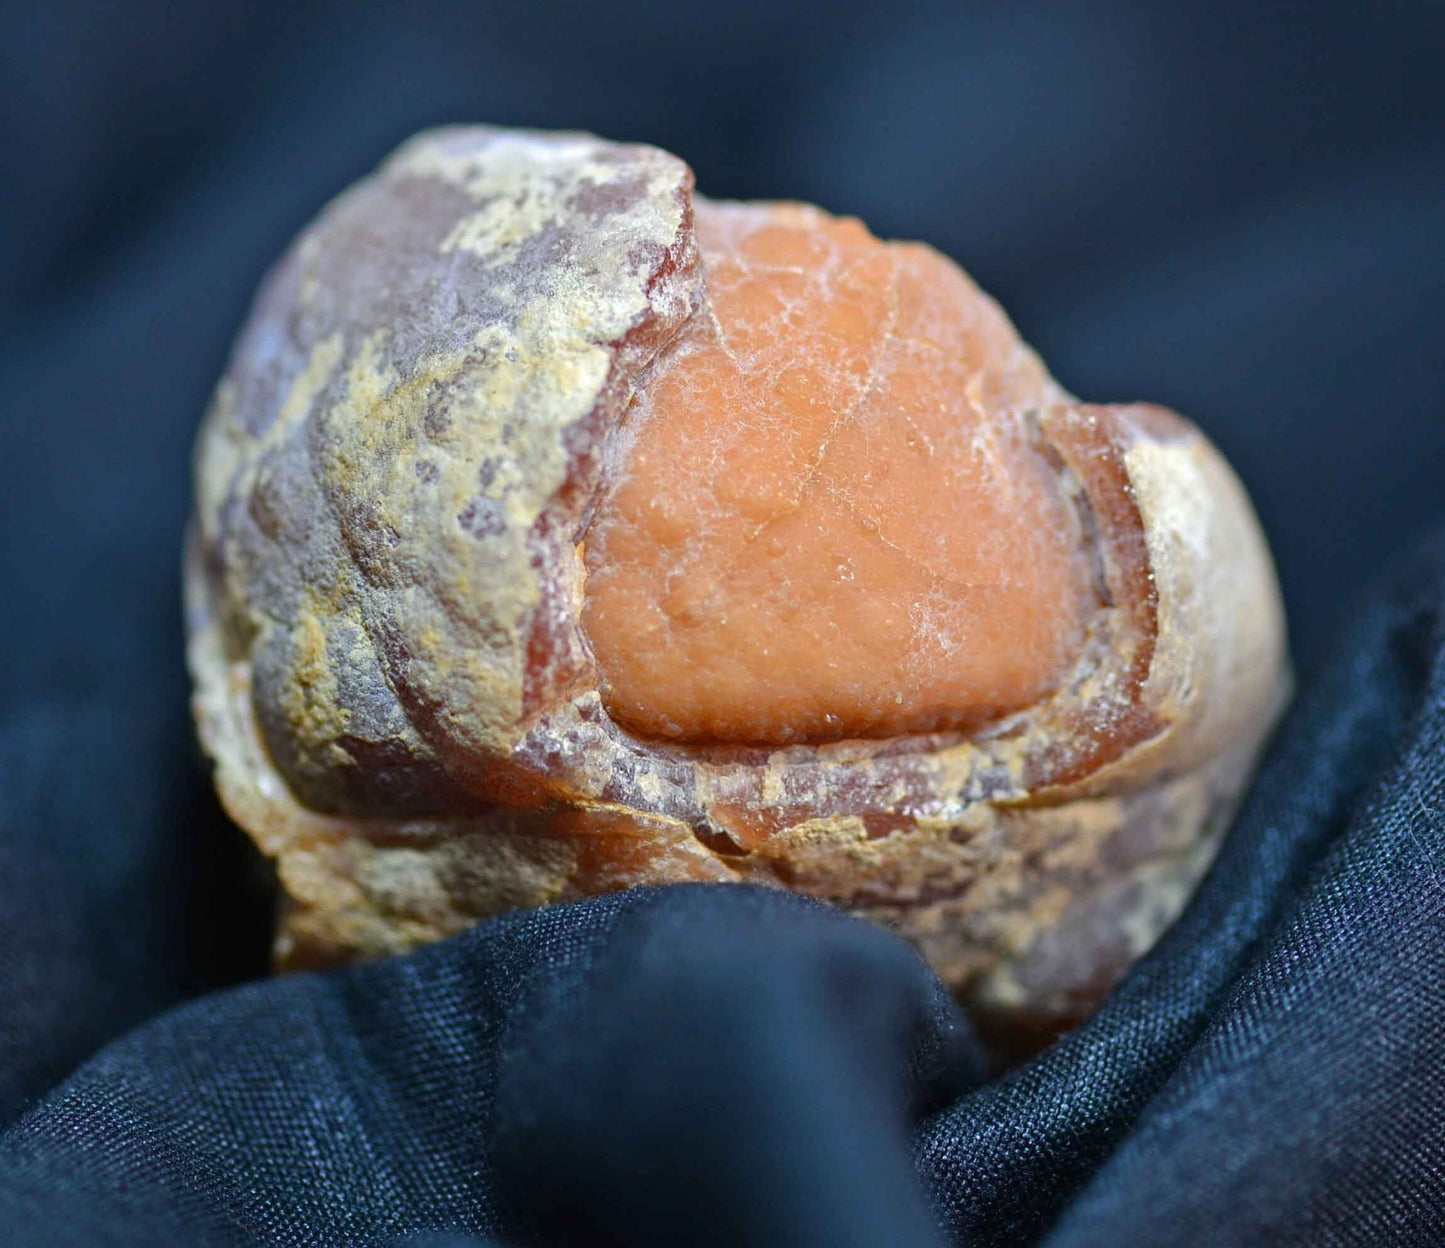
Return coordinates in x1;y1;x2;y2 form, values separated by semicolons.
189;126;1290;1032
582;200;1093;745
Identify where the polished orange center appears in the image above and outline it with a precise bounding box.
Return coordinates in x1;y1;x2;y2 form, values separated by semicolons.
580;199;1093;745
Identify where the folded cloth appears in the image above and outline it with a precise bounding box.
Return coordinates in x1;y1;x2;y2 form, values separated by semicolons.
0;524;1442;1246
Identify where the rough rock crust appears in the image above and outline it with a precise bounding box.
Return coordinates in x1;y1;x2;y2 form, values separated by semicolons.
188;125;1289;1030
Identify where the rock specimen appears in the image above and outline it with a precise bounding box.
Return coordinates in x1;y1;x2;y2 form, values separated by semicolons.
188;125;1289;1031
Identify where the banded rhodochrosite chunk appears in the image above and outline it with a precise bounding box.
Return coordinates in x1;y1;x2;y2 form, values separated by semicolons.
188;125;1289;1033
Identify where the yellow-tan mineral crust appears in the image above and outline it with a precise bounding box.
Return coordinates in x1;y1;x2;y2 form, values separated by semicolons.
188;125;1289;1032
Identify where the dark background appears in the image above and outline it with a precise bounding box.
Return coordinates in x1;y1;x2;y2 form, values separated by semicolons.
1;0;1443;1111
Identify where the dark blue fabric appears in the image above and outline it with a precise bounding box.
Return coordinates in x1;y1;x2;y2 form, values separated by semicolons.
3;2;1444;1244
1;526;1444;1246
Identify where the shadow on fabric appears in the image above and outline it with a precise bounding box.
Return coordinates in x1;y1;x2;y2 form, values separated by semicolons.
0;525;1443;1245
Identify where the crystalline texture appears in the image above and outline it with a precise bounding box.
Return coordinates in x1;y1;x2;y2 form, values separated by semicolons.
187;127;1290;1036
582;200;1093;745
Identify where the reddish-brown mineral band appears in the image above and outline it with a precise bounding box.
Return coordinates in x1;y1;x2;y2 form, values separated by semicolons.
187;125;1289;1032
